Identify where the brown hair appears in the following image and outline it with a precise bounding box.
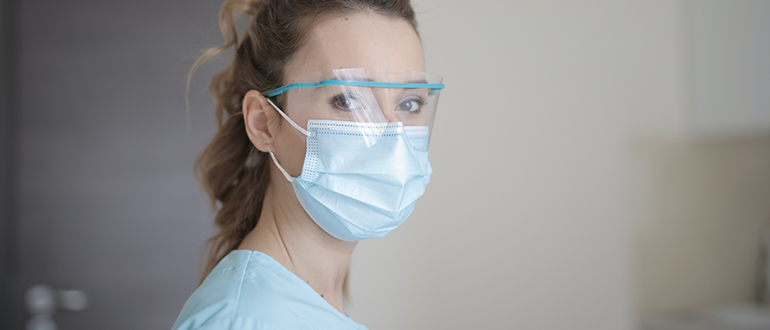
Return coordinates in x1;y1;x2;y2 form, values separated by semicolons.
189;0;418;284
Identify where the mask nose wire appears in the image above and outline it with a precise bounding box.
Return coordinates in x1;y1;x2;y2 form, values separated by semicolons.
265;98;315;138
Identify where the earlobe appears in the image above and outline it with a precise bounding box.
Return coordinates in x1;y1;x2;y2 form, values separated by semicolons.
242;90;276;153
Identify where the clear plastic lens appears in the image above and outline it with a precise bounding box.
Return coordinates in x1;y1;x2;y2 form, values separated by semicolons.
276;68;442;149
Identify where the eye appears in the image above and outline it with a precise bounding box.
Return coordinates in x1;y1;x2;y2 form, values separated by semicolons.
397;97;424;112
330;94;363;111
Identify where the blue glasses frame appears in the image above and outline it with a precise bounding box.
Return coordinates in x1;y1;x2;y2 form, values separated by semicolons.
263;80;445;97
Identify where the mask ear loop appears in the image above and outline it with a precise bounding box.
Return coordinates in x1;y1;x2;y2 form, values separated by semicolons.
265;98;314;137
267;145;294;183
259;96;314;183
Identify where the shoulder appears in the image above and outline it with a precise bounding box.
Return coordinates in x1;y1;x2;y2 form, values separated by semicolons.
171;250;369;330
170;250;286;330
170;250;325;330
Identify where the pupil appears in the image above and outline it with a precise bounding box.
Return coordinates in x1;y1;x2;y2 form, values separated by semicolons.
338;97;350;108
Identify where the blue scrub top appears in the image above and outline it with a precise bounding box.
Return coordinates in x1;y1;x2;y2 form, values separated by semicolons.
171;250;368;330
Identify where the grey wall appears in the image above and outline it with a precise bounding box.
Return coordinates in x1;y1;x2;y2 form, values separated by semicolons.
692;0;770;136
1;0;22;328
15;0;224;328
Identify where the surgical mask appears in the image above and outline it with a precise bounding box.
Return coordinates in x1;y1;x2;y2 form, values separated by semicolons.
266;99;433;241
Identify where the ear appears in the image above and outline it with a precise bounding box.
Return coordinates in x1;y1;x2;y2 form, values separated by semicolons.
242;90;280;153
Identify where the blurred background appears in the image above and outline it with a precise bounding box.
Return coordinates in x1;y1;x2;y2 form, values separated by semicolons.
1;0;769;329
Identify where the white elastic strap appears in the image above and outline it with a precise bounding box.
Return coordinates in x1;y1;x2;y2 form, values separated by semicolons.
267;146;294;183
265;98;314;137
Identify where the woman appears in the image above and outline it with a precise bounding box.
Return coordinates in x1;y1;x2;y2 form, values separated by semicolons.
172;0;443;329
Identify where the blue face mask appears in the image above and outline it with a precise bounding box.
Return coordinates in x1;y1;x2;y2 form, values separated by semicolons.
266;100;432;241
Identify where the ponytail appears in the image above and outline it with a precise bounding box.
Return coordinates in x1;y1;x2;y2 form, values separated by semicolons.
189;0;271;284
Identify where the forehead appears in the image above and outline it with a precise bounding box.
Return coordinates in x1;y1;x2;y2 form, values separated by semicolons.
285;13;425;82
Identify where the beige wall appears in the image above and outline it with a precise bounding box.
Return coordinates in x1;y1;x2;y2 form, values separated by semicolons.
627;0;770;315
631;137;770;313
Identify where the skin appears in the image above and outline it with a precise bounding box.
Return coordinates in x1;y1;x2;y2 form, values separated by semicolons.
238;13;425;315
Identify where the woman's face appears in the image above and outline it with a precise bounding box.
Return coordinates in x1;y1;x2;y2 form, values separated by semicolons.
273;13;426;177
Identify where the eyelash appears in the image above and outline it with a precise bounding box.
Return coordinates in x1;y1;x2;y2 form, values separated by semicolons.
329;93;362;111
398;96;428;113
328;93;429;112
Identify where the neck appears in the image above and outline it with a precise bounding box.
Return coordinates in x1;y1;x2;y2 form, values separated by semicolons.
238;169;357;314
